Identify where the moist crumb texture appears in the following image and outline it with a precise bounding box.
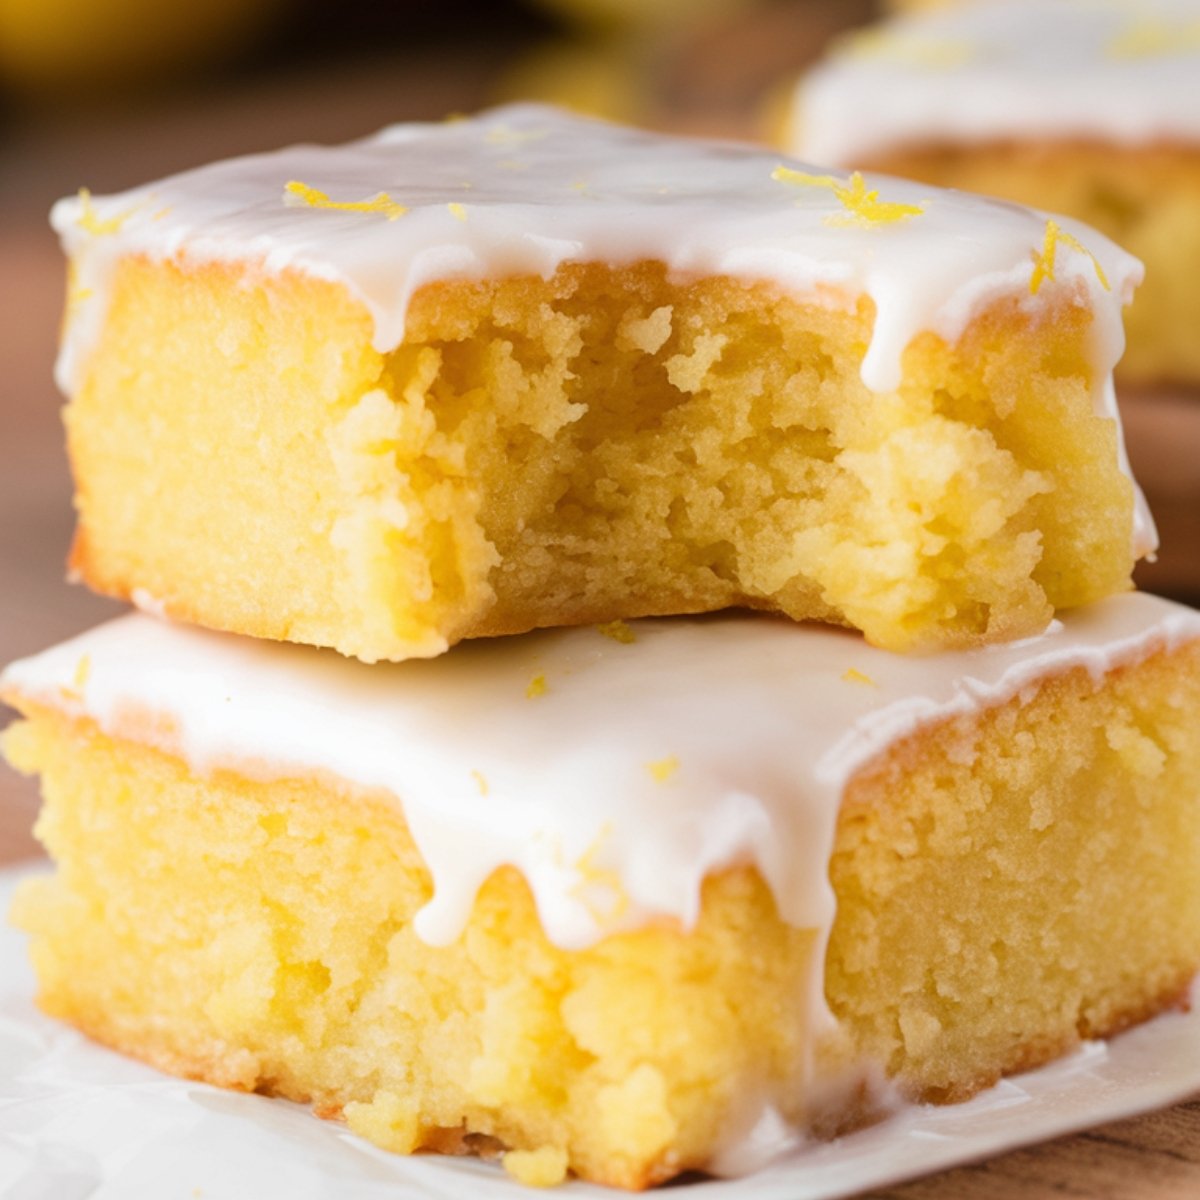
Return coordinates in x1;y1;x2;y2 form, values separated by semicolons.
7;639;1198;1188
67;257;1138;661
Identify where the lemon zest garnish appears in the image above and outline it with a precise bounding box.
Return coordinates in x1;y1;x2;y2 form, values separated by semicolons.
485;125;549;147
568;826;629;926
471;769;489;796
1030;219;1110;296
526;673;547;699
596;619;636;644
842;667;877;687
772;166;925;227
646;754;680;783
60;654;92;702
75;188;137;236
284;180;407;221
152;207;172;221
447;202;468;222
65;282;94;323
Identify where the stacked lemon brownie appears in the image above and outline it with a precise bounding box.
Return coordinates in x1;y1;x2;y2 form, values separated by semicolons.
4;105;1200;1190
786;0;1200;388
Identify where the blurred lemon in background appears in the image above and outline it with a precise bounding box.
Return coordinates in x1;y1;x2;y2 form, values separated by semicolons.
0;0;280;95
532;0;756;34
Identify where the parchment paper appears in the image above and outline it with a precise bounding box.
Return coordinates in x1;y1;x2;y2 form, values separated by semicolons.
3;865;1197;1199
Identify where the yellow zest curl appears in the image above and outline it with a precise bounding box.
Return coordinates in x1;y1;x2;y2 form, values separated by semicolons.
446;202;468;222
75;188;137;236
61;654;92;702
1030;219;1110;296
645;754;680;783
772;166;925;227
842;667;877;687
526;673;547;699
470;769;489;796
284;180;407;221
485;125;549;147
65;281;93;324
569;827;629;926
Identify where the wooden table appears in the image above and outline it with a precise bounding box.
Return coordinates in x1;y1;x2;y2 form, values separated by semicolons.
1;48;1198;1200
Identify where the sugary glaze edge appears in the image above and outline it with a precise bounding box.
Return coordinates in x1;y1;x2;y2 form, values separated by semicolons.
50;104;1155;556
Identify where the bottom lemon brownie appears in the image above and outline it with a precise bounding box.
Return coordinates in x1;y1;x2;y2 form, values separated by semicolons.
3;594;1200;1189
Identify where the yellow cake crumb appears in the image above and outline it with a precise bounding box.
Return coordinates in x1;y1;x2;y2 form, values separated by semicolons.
344;1089;422;1154
596;620;636;644
595;1065;678;1164
447;202;468;222
504;1146;570;1187
526;673;547;699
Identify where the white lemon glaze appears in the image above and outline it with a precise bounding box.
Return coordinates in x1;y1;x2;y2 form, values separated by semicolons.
5;595;1197;1001
50;104;1154;555
793;0;1200;165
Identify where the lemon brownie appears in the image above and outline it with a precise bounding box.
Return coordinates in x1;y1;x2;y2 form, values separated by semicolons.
54;104;1153;661
4;593;1200;1188
788;0;1200;387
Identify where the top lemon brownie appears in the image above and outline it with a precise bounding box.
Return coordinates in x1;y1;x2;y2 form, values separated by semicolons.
55;104;1152;660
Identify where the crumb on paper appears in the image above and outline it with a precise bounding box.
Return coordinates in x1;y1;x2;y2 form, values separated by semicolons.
503;1145;569;1187
842;667;877;687
596;619;636;644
